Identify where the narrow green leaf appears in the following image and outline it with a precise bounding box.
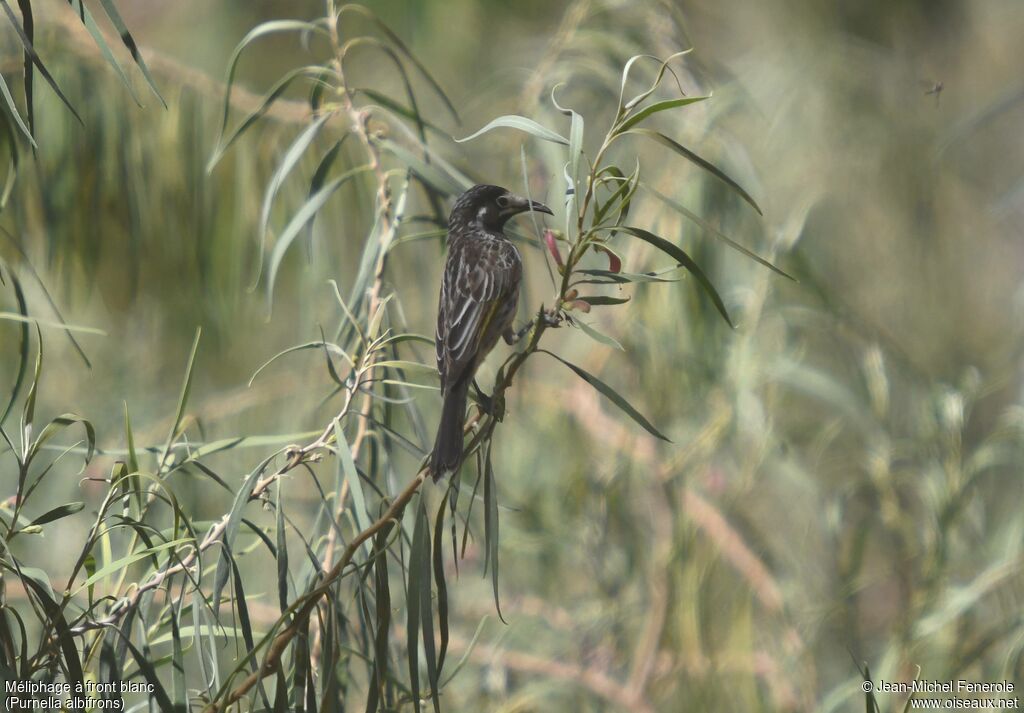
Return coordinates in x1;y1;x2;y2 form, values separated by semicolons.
249;340;353;387
275;482;289;613
438;616;488;687
378;139;464;194
260;111;335;252
541;350;671;441
266;165;374;310
574;320;624;351
551;86;584;214
26;413;96;465
17;574;84;693
621;128;763;215
15;0;33;137
621;49;693;110
646;185;794;280
159;328;201;471
574;267;680;284
21;323;43;449
106;626;175;711
482;442;506;624
418;500;440;713
0;267;29;424
455;115;568;146
27;501;84;527
0;109;19;207
208;64;325;171
577;295;630;306
302;137;347;254
334;420;372;555
338;4;460;124
211;460;270;614
433;497;450;677
214;21;324;153
170;604;186;709
371;359;436;376
0;312;106;334
68;0;143;106
224;566;256;674
0;0;82;125
74;538;191;594
615;95;709;133
614;225;735;327
366;526;392;713
94;0;167;105
407;499;425;713
0;72;34;147
356;88;449;137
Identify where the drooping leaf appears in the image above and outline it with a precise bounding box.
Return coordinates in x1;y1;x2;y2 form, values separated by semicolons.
15;0;32;137
213;20;325;155
482;442;506;624
614;225;735;327
0;267;29;424
574;319;624;351
338;4;460;124
577;295;630;306
646;185;794;280
617;50;693;113
621;128;763;215
0;72;34;146
27;501;84;527
417;500;440;713
74;539;191;594
615;95;709;133
259;112;335;259
432;497;449;676
541;350;670;441
68;0;142;107
275;481;290;614
159;328;201;471
455;115;568;146
266;165;374;310
94;0;167;105
302;137;348;256
334;419;372;555
406;498;426;713
208;63;326;171
0;0;82;126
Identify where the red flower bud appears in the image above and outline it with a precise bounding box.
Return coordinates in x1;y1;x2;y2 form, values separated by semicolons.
544;229;564;268
595;244;622;273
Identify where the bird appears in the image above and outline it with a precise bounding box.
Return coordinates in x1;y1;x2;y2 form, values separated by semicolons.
430;184;553;481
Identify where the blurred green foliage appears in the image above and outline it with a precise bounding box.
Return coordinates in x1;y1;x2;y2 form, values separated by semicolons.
1;0;1023;711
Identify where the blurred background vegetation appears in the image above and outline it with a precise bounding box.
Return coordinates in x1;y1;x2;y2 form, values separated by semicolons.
2;0;1023;710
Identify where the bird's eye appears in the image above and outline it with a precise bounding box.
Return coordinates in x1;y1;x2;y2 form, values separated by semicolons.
495;195;510;209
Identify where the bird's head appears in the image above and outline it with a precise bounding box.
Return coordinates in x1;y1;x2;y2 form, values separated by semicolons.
449;184;553;233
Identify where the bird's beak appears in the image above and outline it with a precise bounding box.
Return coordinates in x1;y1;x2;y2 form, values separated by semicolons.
506;195;553;217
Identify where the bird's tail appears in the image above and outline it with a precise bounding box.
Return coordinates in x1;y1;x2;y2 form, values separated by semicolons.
430;379;469;482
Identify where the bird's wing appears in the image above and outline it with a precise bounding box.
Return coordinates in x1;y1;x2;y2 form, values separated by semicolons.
436;238;518;391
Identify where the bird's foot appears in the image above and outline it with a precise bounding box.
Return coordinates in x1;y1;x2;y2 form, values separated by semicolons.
542;309;563;328
472;380;505;421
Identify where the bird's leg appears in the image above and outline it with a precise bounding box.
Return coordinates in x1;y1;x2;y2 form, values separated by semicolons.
503;308;562;346
541;309;563;328
503;323;532;345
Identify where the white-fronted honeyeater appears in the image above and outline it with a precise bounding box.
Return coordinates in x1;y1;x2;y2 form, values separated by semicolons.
430;184;552;480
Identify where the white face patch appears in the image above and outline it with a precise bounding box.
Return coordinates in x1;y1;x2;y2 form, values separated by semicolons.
477;206;488;222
